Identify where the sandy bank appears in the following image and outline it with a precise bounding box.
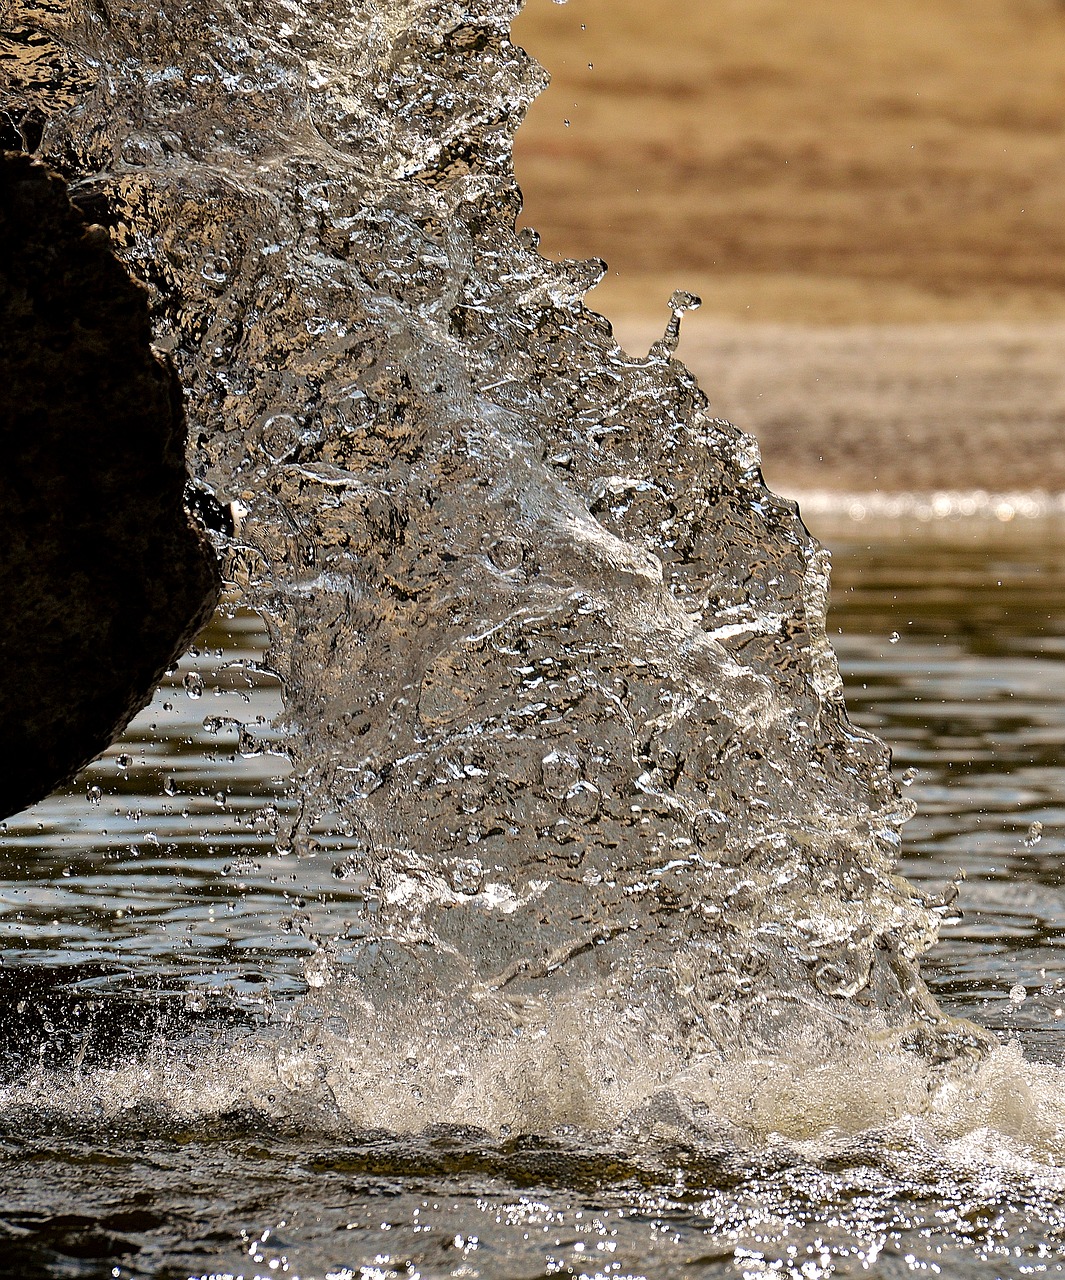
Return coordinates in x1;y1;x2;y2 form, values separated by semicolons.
609;318;1065;499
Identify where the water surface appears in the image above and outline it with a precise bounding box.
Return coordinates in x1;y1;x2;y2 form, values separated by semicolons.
4;521;1065;1278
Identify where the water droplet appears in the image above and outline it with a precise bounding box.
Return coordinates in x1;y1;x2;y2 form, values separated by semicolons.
1009;983;1027;1005
1024;821;1043;847
116;753;132;769
303;953;331;988
183;671;205;698
541;750;582;799
163;776;177;796
648;290;702;361
888;632;900;644
86;784;102;805
562;781;601;822
901;767;918;786
669;289;702;315
449;858;484;895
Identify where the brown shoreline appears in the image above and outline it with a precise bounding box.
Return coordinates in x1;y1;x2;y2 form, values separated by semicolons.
608;316;1065;498
513;1;1065;504
514;0;1065;328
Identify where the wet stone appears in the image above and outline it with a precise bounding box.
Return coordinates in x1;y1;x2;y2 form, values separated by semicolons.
0;153;219;820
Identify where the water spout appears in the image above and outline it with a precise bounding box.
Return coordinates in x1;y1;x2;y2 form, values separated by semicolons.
1;0;993;1132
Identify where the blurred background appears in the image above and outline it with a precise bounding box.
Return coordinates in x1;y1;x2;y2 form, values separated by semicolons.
513;0;1065;496
509;0;1065;1039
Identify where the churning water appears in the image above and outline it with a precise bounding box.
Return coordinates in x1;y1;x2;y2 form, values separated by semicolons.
3;0;1065;1274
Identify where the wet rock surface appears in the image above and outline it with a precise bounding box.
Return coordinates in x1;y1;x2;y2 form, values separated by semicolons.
0;151;219;820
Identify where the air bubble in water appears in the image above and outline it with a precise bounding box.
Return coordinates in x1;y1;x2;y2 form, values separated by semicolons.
303;952;332;988
901;768;918;786
1024;821;1043;847
183;671;205;698
449;858;485;896
86;784;102;805
889;632;900;644
562;781;601;822
541;750;582;799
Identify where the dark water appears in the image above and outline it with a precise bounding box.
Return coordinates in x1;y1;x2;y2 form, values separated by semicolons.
828;523;1065;1063
4;519;1065;1279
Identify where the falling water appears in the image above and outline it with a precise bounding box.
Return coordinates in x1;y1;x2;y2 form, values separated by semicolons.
5;6;1065;1269
0;0;1019;1126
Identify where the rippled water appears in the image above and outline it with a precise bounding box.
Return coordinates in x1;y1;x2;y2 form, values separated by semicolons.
4;523;1065;1277
828;524;1065;1066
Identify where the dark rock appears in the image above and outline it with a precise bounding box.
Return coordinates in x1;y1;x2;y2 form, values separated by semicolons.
0;152;220;820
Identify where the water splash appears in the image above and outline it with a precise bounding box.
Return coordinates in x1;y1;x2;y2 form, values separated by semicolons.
1;0;993;1131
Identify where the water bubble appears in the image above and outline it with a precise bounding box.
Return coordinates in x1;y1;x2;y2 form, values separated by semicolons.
333;856;361;882
449;858;485;896
86;784;102;806
116;753;132;769
541;750;582;799
1009;983;1027;1005
303;952;332;988
1024;821;1043;847
562;781;601;822
901;767;918;786
485;534;524;572
692;809;728;852
888;632;900;644
183;671;205;698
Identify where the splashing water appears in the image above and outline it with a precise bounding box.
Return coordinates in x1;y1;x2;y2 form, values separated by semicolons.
2;0;1057;1162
